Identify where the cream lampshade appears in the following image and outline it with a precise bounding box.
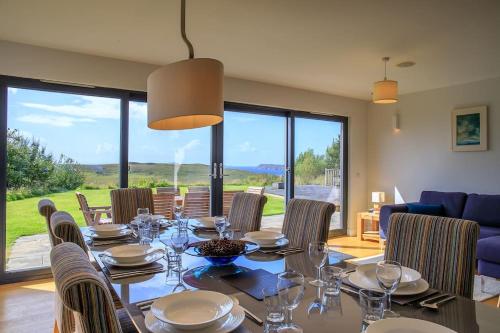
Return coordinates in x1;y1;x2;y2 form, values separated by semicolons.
372;57;398;104
147;58;223;130
372;191;386;212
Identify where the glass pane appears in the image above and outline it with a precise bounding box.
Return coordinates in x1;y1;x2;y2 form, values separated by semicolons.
223;111;286;231
6;87;120;271
128;101;211;218
294;117;344;233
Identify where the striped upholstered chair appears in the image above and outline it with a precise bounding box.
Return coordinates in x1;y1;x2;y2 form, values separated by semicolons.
281;198;336;249
385;213;479;298
38;199;58;246
227;192;267;232
223;190;244;216
110;188;154;224
51;242;122;333
50;211;87;251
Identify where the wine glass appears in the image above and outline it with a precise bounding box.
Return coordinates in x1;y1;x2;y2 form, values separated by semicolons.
308;241;329;286
137;207;150;218
174;205;183;221
170;231;189;292
214;216;227;239
376;260;402;318
277;271;305;333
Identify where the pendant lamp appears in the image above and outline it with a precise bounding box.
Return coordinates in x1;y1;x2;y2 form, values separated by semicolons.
147;0;223;130
372;57;398;104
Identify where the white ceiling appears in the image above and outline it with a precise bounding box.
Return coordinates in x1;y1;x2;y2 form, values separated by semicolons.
1;0;499;100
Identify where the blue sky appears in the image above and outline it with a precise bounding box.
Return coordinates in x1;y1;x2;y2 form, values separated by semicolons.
7;88;341;166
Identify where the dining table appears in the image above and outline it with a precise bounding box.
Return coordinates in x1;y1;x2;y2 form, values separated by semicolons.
84;221;499;333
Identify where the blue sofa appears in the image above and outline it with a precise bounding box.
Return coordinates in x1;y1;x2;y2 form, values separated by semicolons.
380;190;500;278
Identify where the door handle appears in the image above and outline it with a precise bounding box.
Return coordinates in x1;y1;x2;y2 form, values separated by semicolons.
219;163;229;179
208;162;217;179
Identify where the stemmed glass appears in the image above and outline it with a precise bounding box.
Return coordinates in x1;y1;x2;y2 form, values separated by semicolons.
214;216;227;239
277;271;305;333
174;205;183;222
308;241;329;286
170;230;189;292
376;260;402;318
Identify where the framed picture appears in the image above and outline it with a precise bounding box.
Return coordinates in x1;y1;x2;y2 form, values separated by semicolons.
451;106;487;152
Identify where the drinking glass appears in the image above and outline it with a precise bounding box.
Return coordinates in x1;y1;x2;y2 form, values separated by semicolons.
214;216;227;239
170;231;189;292
308;241;329;286
137;207;150;217
150;216;161;240
262;287;284;324
376;260;402;318
321;266;345;296
174;205;183;221
359;289;386;325
277;271;305;333
138;215;152;245
221;229;234;240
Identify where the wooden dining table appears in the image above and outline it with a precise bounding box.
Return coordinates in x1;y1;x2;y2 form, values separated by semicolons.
85;223;499;333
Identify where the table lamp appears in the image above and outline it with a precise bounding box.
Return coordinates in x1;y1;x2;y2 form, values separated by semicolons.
371;192;386;212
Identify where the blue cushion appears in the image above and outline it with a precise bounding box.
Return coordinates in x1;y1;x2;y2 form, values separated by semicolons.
479;226;500;239
407;203;444;216
477;236;500;264
419;191;467;218
462;194;500;228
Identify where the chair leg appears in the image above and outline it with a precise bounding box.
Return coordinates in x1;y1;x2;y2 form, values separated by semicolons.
480;275;486;293
497;295;500;308
53;320;59;333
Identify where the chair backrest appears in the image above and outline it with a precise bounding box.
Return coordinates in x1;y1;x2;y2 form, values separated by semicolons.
223;190;244;216
38;199;58;246
188;186;210;193
246;186;265;195
183;191;210;218
385;213;479;298
282;198;336;249
51;242;122;333
110;188;154;224
75;192;94;225
50;211;87;251
157;186;180;196
228;192;267;232
153;193;175;219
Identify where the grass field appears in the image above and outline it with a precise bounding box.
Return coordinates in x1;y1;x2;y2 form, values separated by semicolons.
6;185;284;251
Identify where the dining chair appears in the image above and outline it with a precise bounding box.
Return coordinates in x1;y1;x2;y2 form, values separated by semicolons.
51;242;122;333
385;213;479;298
153;192;175;219
75;192;112;226
223;190;244;216
110;188;154;224
157;186;180;196
50;211;87;251
38;199;58;246
281;198;336;249
187;185;210;192
183;191;210;218
227;192;267;232
246;186;265;195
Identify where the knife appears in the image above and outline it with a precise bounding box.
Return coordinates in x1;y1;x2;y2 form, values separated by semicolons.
240;306;263;326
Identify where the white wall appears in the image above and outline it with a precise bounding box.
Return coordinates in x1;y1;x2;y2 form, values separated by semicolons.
0;40;368;235
367;77;500;204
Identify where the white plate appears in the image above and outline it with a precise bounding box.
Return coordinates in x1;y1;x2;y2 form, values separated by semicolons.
366;318;456;333
151;214;166;220
103;245;163;263
240;237;289;249
101;251;164;267
88;229;133;240
192;217;230;229
348;271;429;295
146;304;244;333
89;224;127;237
244;231;285;245
151;291;234;330
356;263;421;288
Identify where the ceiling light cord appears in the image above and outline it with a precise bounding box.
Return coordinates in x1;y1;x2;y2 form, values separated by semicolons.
181;0;194;59
383;56;390;80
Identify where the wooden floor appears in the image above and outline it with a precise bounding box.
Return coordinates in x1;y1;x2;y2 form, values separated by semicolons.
0;237;498;333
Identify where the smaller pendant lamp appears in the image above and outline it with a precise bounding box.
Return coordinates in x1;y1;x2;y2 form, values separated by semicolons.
147;0;223;130
372;57;398;104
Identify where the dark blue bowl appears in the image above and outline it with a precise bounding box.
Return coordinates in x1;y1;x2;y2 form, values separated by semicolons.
185;241;260;266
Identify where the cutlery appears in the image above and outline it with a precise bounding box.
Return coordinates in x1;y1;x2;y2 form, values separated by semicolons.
340;285;359;296
418;293;450;307
240;306;263;326
110;269;166;279
259;247;300;254
421;295;456;310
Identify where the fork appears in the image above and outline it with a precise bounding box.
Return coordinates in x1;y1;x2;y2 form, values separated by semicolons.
421;295;456;310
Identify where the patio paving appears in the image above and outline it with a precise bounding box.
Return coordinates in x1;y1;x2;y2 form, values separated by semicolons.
6;233;51;271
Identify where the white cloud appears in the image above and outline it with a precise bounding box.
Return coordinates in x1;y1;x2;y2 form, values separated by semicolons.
129;101;147;119
239;141;257;152
96;142;116;154
18;114;95;127
8;87;18;94
21;95;120;120
168;130;180;139
233;116;257;123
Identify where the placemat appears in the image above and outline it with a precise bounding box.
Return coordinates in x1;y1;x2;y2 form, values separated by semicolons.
183;264;251;295
100;255;166;276
221;268;284;301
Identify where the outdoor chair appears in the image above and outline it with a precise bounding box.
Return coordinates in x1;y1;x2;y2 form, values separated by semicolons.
385;213;479;298
227;192;267;232
183;191;210;218
246;186;265;195
51;242;122;333
157;186;180;196
110;188;154;224
38;199;58;247
282;198;336;249
187;186;210;192
223;190;244;216
153;192;175;219
75;192;112;226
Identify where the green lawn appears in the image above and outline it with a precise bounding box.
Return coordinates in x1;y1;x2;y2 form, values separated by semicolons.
6;186;284;251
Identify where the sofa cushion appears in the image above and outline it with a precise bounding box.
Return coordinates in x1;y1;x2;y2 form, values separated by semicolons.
477;260;500;279
479;226;500;239
462;194;500;228
419;191;467;218
407;203;444;216
477;236;500;264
